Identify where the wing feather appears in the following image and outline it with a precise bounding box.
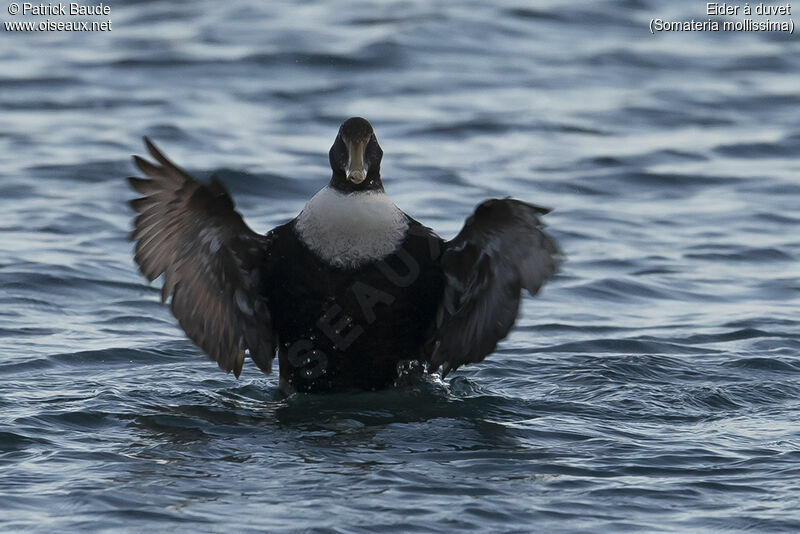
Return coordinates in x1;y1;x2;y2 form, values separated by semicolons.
427;198;560;377
128;137;276;376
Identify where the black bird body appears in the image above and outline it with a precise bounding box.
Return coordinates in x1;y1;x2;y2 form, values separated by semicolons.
265;219;443;392
128;117;560;394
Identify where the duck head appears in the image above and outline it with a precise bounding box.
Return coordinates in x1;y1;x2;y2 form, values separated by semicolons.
329;117;384;193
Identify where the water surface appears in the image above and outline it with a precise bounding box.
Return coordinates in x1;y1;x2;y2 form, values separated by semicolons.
1;0;799;531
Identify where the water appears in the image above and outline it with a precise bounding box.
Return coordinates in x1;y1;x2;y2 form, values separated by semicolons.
1;0;799;531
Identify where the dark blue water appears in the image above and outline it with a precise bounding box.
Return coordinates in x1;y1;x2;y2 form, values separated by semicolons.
2;0;799;531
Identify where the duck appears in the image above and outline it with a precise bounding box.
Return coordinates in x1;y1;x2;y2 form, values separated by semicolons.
128;117;560;394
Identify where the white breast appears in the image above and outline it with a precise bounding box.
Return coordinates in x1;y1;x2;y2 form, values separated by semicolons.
294;187;409;269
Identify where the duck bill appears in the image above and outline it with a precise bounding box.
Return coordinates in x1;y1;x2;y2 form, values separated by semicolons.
345;139;368;184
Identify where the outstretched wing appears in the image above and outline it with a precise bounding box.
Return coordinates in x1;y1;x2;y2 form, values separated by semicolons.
128;137;275;377
427;198;560;377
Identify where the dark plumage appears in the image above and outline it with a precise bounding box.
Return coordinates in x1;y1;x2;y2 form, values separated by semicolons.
128;117;560;393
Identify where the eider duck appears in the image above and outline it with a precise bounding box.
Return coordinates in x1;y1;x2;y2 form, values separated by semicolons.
128;117;559;394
